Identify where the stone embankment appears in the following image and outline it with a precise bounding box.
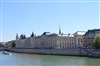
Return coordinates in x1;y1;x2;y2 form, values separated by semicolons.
2;48;100;58
8;48;100;58
8;48;88;56
84;49;100;58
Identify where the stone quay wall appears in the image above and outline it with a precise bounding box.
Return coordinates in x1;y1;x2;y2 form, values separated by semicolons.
8;48;88;56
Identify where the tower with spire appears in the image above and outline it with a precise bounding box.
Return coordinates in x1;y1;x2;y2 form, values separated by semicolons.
16;34;19;40
59;26;61;35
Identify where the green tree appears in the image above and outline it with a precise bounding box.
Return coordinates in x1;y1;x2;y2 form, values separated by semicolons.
12;42;16;48
31;32;34;37
94;34;100;49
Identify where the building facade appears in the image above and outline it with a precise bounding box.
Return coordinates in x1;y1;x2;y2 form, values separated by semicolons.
74;31;86;47
6;29;100;49
15;31;85;49
83;29;100;48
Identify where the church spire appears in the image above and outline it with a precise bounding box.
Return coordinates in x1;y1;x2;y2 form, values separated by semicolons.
59;26;61;35
16;33;19;40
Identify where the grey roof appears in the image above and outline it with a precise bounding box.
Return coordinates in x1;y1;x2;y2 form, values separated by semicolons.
84;29;100;35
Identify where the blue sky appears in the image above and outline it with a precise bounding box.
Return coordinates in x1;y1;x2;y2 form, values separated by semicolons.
0;0;100;42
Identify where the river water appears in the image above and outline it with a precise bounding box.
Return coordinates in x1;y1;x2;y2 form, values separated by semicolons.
0;51;100;66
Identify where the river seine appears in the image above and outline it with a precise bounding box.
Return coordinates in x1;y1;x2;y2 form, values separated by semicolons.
0;51;100;66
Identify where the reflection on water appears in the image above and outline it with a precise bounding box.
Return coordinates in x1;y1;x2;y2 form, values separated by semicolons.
0;51;100;66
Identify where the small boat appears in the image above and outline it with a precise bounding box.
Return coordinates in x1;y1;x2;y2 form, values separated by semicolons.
2;51;11;55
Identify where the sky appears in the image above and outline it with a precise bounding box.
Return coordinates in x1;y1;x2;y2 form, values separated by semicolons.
0;0;100;42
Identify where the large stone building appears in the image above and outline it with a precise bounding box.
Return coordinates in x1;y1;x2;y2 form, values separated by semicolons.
6;29;100;49
83;29;100;48
16;31;86;49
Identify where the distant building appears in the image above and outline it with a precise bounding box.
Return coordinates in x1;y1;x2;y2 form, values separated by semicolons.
56;34;75;49
74;31;86;47
0;42;5;45
0;42;4;47
83;29;100;48
16;31;86;49
5;29;100;49
4;40;16;48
